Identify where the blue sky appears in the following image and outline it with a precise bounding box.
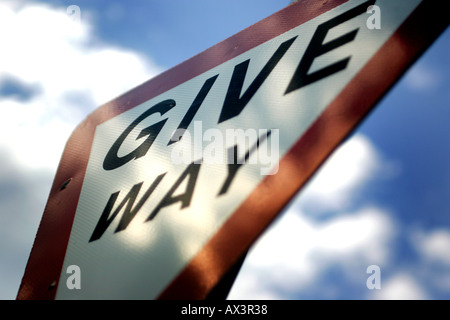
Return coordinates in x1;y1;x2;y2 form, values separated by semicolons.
0;0;448;300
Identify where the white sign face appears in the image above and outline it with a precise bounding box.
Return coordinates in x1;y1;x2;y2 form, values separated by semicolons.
55;0;421;299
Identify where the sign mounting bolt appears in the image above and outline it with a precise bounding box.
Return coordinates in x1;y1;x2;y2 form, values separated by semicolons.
59;178;72;191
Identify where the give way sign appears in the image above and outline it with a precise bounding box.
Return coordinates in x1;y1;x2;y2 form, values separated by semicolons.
17;0;447;299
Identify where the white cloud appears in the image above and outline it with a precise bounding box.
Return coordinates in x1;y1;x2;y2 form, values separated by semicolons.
227;275;283;300
0;0;162;172
409;228;450;295
412;229;450;266
296;134;383;212
403;63;441;92
372;273;429;300
229;134;399;299
230;199;397;299
0;0;162;299
312;207;395;264
228;206;396;299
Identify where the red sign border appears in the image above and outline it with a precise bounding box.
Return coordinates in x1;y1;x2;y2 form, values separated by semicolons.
17;0;447;299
